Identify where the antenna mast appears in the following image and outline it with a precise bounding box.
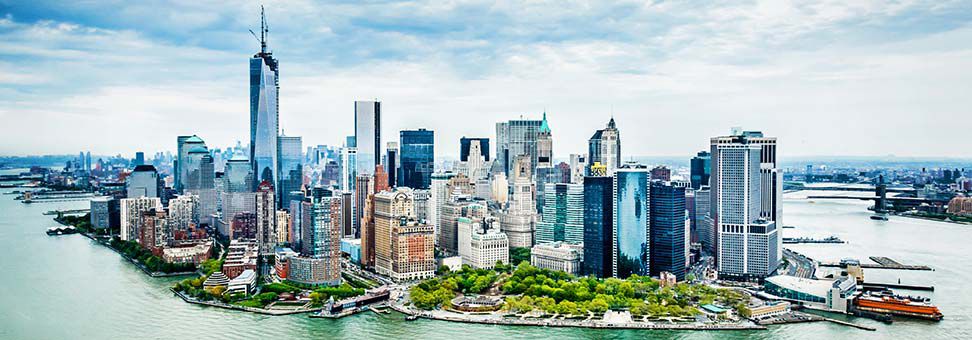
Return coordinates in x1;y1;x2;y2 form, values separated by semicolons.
260;5;268;54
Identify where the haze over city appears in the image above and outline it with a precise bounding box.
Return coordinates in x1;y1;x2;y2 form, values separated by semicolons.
1;1;970;157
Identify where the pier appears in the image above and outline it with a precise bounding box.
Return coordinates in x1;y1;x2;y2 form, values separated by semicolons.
783;236;844;244
819;256;932;271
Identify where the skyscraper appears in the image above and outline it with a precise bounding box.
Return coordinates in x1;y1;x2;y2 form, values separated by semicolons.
249;9;280;190
354;100;381;177
710;132;779;279
386;142;399;187
127;165;159;198
583;175;613;278
588;118;621;176
176;135;205;192
184;144;216;225
459;137;490;162
496;116;543;175
400;129;434;189
613;165;649;278
569;154;588;184
690;151;711;190
536;112;553;167
256;180;277;262
500;155;537;248
649;181;687;281
650;166;671;181
535;183;583;245
134;152;145;167
277;135;302;206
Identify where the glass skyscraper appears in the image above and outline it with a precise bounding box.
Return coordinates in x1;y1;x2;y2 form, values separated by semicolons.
613;166;649;278
690;151;711;190
249;41;279;190
495;118;542;176
400;129;434;190
355;101;381;177
278;135;302;206
583;176;613;278
535;183;583;245
649;181;687;280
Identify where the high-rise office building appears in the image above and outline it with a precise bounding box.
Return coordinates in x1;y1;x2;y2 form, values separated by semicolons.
650;166;671;181
690;151;711;190
588;118;621;176
438;196;487;255
460;137;490;162
224;153;254;193
183;144;216;225
400;129;434;189
649;181;688;281
127;165;160;198
613;165;649;278
570;154;588;184
249;9;279;191
710;132;779;279
277;135;302;207
499;155;537;248
134;152;145;166
354;174;373;238
354;100;381;177
535;183;583;245
341;146;357;192
496;116;543;175
429;171;455;239
176;135;205;192
536;112;553;168
695;186;713;253
582;175;613;278
385;142;399;187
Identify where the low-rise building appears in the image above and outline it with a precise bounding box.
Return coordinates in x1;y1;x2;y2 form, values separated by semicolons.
764;275;857;313
161;241;212;265
203;271;229;289
340;238;361;265
222;240;258;279
750;301;791;319
659;271;677;287
530;242;582;275
227;269;257;296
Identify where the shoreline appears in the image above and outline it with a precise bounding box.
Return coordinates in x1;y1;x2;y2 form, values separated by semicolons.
172;289;323;316
386;304;766;331
53;218;197;278
894;213;972;226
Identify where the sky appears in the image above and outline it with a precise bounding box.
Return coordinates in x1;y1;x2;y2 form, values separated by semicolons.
0;0;970;159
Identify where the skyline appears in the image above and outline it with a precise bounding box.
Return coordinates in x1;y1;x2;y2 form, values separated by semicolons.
2;1;972;158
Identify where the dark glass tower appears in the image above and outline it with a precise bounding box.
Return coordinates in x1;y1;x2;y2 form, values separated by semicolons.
399;129;434;189
649;181;687;280
583;176;613;278
690;151;711;190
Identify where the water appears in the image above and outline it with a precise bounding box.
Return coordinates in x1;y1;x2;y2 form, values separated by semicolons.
0;182;969;339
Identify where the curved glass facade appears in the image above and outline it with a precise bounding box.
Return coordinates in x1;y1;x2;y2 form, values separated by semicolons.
613;168;648;278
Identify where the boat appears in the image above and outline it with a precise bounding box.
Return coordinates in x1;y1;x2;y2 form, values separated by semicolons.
406;314;419;321
855;290;943;321
870;215;888;221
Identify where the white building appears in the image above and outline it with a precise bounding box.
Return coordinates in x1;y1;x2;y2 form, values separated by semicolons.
531;242;582;275
458;217;509;269
711;132;779;278
227;269;257;296
119;196;162;241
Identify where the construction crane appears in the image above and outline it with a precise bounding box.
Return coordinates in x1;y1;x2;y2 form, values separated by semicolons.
248;5;269;54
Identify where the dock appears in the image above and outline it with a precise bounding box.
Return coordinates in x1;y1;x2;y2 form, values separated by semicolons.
783;236;844;244
819;256;932;271
862;283;934;292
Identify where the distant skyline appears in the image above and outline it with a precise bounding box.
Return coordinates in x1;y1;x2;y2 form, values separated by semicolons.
1;1;971;158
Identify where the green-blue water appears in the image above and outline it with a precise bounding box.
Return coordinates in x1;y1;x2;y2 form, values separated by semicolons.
0;180;969;339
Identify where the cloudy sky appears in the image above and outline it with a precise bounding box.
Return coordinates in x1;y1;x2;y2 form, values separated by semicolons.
1;1;970;159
